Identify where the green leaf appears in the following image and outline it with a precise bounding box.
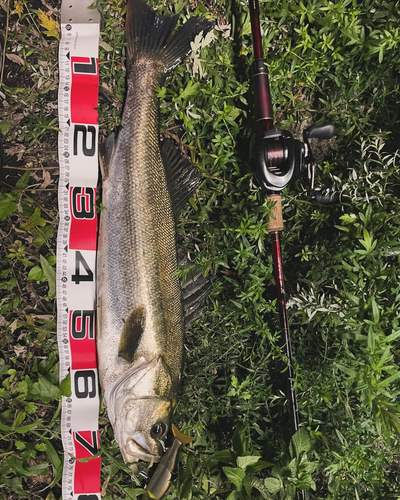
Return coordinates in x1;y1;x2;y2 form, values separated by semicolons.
33;225;53;247
248;460;274;473
40;255;56;297
25;402;37;414
122;488;147;499
209;450;236;464
232;424;246;456
28;462;51;475
290;428;311;458
27;265;45;281
223;467;246;490
334;362;357;379
371;297;380;323
339;214;357;224
21;208;46;231
0;120;13;134
44;439;61;469
239;12;252;36
179;81;201;100
15;422;38;433
0;358;11;376
0;421;11;432
264;477;282;494
13;411;26;429
180;477;193;499
15;170;32;190
344;291;360;305
5;455;31;476
4;477;24;495
384;330;400;343
0;193;18;220
237;455;260;470
229;107;241;121
377;372;400;388
60;372;72;397
15;440;26;450
31;373;60;403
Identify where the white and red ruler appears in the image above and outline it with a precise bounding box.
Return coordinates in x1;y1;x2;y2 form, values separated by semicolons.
56;1;101;498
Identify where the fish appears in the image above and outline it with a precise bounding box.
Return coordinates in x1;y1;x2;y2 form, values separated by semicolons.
143;424;194;500
96;0;211;466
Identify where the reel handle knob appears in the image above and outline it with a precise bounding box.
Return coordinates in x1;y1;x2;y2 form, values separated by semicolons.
304;123;335;141
311;190;341;204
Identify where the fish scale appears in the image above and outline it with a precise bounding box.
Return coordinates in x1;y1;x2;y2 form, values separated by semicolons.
98;62;182;388
96;0;211;466
97;61;181;462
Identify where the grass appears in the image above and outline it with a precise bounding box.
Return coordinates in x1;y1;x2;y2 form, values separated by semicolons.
1;0;400;498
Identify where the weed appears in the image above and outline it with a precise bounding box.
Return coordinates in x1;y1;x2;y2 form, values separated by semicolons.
1;0;400;499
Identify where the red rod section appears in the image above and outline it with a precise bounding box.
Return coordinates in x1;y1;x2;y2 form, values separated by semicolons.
249;0;274;131
271;232;299;434
249;3;306;498
249;0;263;59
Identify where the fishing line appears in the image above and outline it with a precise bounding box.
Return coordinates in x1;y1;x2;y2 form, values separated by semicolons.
57;1;101;498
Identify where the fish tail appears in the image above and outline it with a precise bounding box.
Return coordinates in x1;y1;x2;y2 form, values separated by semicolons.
126;0;212;72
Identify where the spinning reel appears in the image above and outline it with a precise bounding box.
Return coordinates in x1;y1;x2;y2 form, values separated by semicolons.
252;122;340;204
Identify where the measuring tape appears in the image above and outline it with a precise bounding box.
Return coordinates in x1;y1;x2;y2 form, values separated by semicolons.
57;1;101;498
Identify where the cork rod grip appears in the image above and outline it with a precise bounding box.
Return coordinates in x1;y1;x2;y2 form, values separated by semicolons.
267;194;284;232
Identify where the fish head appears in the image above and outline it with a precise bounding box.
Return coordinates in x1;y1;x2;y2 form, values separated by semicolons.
120;397;172;464
106;356;175;465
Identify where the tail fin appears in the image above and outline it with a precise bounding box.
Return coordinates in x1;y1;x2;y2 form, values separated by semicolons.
126;0;212;72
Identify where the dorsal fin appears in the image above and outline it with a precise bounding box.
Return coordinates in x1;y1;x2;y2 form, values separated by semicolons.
160;138;202;219
118;305;146;363
181;268;211;329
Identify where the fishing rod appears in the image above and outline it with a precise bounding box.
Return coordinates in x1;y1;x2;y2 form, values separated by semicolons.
249;1;338;498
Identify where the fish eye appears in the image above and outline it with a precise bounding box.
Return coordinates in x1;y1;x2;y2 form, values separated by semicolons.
150;422;167;439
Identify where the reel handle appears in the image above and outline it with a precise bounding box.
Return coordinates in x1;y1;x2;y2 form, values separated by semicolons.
311;190;341;204
304;123;335;141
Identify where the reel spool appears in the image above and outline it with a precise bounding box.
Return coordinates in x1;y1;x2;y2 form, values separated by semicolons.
252;128;306;192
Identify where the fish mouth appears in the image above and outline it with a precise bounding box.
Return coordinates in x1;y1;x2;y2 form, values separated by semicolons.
123;434;161;464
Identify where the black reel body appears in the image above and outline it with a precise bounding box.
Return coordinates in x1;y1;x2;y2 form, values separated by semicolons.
253;129;306;193
252;123;340;204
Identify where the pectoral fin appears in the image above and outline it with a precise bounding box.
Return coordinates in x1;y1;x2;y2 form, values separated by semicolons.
118;305;146;363
100;133;117;179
